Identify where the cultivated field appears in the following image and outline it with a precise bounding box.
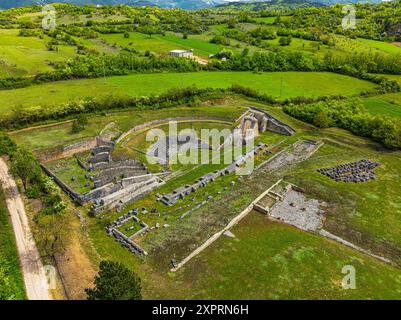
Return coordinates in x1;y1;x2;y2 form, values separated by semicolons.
0;71;376;116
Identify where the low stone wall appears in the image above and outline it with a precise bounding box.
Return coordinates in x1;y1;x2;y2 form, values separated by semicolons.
171;179;283;272
40;164;84;204
111;228;148;256
94;165;146;184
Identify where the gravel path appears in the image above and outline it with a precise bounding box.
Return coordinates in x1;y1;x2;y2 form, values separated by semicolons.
0;158;51;300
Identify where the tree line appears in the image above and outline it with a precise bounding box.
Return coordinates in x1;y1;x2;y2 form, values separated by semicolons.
283;98;401;150
1;49;400;91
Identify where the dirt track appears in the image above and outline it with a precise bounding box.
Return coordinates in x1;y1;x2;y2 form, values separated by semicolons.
0;158;51;300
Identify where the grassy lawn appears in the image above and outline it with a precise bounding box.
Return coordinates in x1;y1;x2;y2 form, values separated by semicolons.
0;71;376;116
0;186;26;300
46;156;93;194
0;29;76;77
288;129;401;262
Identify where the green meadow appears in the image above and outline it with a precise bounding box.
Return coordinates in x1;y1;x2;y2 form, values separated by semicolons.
0;71;376;116
170;214;401;299
363;93;401;117
100;32;225;57
0;29;76;77
357;38;401;55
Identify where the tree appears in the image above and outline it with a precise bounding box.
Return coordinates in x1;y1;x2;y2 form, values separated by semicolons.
0;133;17;156
10;146;41;190
142;26;156;38
274;15;282;25
227;18;237;29
279;36;292;46
71;114;88;133
34;212;70;260
313;111;331;128
86;261;142;300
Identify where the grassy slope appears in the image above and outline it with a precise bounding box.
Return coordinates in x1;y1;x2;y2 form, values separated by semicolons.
172;214;401;300
10;103;244;151
363;94;401;117
362;74;401;117
0;29;76;77
0;186;26;300
0;72;376;116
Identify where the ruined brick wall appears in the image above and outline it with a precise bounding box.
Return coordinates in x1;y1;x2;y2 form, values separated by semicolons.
249;107;296;136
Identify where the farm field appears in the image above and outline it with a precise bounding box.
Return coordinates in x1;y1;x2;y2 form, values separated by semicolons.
0;29;76;77
0;71;376;116
100;32;226;57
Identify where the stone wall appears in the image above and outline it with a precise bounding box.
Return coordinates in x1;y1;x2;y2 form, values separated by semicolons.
249;107;296;136
40;164;84;204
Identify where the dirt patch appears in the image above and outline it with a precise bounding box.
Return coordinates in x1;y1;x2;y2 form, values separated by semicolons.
392;42;401;48
55;234;97;300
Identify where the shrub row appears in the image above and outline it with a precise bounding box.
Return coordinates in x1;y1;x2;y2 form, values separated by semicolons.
283;98;401;150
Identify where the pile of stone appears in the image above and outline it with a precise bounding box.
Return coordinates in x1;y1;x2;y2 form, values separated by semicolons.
317;159;380;183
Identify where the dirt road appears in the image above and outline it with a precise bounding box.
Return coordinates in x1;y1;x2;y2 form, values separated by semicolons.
0;158;51;300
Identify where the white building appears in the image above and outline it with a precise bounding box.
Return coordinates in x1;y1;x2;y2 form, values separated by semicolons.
169;49;194;58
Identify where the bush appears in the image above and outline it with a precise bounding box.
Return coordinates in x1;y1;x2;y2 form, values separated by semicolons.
86;261;141;300
313;111;331;128
279;36;292;46
210;35;230;46
284;98;401;149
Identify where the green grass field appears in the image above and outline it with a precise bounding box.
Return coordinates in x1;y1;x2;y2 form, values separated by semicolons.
0;29;76;77
100;32;225;57
0;187;26;300
0;71;376;117
357;38;401;55
170;214;401;299
363;93;401;117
